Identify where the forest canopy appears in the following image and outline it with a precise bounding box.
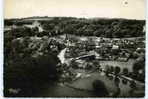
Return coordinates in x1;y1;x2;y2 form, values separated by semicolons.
5;17;145;38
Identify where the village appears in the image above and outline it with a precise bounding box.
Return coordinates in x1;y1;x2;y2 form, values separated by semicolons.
47;34;145;97
4;18;145;97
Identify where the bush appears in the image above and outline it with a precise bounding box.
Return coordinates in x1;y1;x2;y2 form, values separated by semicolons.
92;80;109;97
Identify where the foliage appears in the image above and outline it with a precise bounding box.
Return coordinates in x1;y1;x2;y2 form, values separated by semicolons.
132;56;145;82
114;66;121;75
92;80;109;97
4;52;60;96
5;17;145;38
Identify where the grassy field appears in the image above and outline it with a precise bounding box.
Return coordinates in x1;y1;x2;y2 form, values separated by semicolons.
23;72;132;97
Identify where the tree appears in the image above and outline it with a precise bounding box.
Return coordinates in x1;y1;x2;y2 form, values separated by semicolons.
133;56;145;74
132;56;145;82
122;68;129;76
114;66;121;75
4;52;60;96
110;66;114;73
92;80;109;97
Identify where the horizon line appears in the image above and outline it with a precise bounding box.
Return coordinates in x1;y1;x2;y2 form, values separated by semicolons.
4;16;146;21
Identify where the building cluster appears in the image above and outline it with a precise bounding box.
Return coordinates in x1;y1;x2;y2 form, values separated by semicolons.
62;35;145;62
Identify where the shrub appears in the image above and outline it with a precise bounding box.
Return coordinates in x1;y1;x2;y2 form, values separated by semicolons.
92;80;109;97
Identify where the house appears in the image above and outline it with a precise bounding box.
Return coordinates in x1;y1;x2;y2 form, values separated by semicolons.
24;21;43;32
112;45;119;50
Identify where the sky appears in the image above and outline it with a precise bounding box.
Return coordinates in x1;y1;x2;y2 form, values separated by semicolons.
5;0;145;19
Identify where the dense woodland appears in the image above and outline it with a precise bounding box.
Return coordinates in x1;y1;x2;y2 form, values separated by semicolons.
5;17;145;38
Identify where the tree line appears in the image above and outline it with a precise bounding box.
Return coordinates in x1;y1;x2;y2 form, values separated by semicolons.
5;17;145;38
